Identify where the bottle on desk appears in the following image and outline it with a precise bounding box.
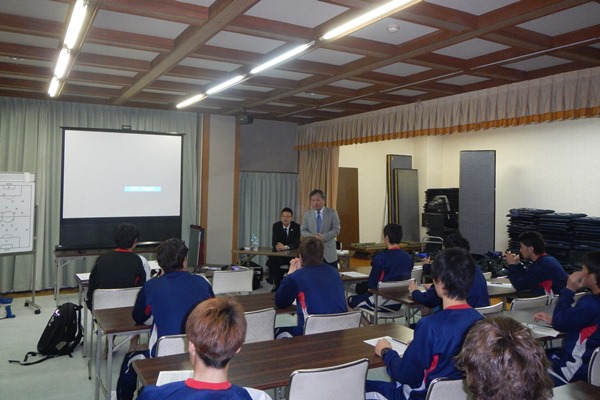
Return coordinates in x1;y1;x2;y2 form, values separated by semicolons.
251;234;259;251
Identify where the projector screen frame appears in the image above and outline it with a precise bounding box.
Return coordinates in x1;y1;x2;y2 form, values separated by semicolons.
58;127;185;250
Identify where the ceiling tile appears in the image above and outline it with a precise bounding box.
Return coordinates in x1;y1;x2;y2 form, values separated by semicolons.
437;75;490;85
329;80;373;90
298;48;363;65
516;2;600;37
434;38;510;59
425;0;518;16
206;31;285;54
294;92;328;99
0;31;59;49
350;99;381;105
259;69;312;81
388;89;427;96
71;65;138;77
93;10;187;39
176;0;215;6
374;62;431;77
267;102;296;107
157;75;210;85
178;57;241;71
236;84;274;92
0;0;67;21
351;17;438;45
503;55;572;72
246;0;347;28
81;43;158;61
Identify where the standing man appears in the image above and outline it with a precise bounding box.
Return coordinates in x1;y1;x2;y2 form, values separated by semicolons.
504;231;568;297
301;189;341;268
266;207;301;292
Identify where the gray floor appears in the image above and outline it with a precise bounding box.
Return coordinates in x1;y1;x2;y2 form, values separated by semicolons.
0;280;390;400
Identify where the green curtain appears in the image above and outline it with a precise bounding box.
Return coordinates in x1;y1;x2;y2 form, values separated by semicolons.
0;97;199;293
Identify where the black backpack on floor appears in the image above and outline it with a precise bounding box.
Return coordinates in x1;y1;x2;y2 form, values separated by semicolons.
9;302;83;366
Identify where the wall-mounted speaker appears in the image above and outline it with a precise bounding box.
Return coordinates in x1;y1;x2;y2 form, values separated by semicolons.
237;112;254;125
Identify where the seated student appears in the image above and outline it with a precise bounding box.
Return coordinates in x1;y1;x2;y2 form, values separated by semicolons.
86;223;149;310
504;231;568;296
348;223;413;313
456;317;553;400
275;236;348;338
365;248;484;400
137;297;272;400
533;251;600;386
266;207;301;292
408;233;489;309
118;238;215;400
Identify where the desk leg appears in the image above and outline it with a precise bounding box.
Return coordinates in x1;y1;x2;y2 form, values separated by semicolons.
54;259;61;306
373;294;379;325
106;334;114;400
95;327;102;400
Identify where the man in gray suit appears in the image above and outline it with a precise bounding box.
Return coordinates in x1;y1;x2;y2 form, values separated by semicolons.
300;189;341;267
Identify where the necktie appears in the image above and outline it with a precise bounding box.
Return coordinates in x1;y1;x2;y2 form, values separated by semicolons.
316;210;322;233
284;227;288;238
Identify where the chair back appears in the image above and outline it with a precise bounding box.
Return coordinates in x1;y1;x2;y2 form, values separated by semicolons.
211;269;254;295
245;308;276;343
156;334;187;357
475;301;504;316
93;287;141;311
304;311;362;335
411;268;423;284
510;295;549;310
287;358;369;400
589;347;600;386
425;378;469;400
377;278;414;291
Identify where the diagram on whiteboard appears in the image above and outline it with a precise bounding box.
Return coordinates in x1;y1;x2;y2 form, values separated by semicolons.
0;181;34;253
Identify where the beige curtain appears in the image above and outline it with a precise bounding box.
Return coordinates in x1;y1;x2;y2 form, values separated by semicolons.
296;67;600;150
298;147;339;218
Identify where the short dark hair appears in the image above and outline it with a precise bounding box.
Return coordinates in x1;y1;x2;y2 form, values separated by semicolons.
519;231;546;254
299;237;324;266
281;207;293;216
156;238;188;273
456;317;553;400
583;251;600;287
383;223;403;244
431;248;475;300
309;189;325;200
443;233;470;252
186;297;247;369
113;223;139;248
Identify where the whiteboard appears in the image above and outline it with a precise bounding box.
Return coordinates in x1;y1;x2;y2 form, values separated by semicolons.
0;172;35;253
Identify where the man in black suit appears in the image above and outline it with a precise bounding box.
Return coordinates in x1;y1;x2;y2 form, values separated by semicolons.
266;207;301;291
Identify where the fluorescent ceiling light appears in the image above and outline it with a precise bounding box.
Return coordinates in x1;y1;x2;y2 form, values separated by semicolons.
321;0;421;41
176;93;207;109
64;0;88;50
48;77;60;97
54;48;71;79
206;74;246;95
250;42;315;75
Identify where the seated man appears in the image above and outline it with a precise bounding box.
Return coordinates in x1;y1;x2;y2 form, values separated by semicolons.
456;317;553;400
138;297;272;400
348;223;413;312
118;238;215;400
365;248;484;400
86;223;149;310
504;231;568;296
533;251;600;386
266;207;300;291
275;236;348;338
408;233;489;309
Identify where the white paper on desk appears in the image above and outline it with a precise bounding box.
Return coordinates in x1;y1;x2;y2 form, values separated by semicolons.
524;323;560;338
487;282;514;288
340;271;369;278
156;370;193;386
364;336;408;357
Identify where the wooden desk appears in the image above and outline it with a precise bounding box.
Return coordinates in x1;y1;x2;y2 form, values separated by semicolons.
133;323;412;390
94;307;151;400
227;292;295;314
553;381;600;399
348;242;421;259
233;247;354;269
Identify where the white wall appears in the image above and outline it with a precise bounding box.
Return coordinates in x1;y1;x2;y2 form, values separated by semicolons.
339;117;600;250
205;114;236;264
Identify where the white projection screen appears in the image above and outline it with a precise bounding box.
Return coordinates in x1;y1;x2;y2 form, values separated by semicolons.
59;128;184;249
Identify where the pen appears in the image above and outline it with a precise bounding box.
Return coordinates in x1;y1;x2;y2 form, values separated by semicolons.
391;337;407;345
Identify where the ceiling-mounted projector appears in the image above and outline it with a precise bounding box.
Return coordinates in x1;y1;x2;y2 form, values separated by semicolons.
237;112;254;125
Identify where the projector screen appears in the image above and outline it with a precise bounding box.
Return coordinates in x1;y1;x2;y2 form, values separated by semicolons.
59;128;184;249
